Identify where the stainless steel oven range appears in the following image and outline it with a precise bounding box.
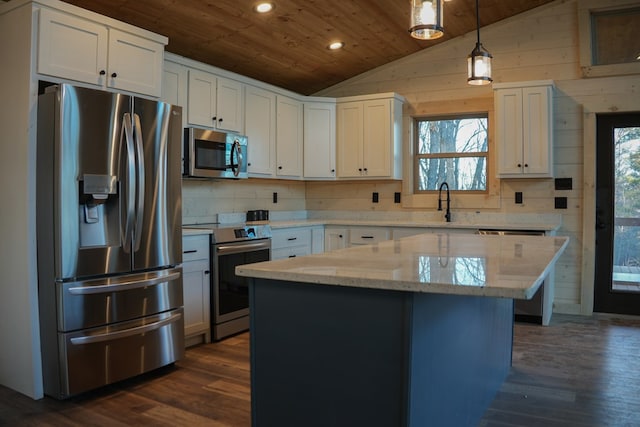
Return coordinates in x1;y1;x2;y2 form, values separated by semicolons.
188;223;271;340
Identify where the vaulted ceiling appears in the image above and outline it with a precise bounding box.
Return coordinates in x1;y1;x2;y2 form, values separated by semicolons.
61;0;557;95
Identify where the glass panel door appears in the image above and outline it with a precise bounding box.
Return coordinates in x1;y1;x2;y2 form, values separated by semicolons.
594;113;640;314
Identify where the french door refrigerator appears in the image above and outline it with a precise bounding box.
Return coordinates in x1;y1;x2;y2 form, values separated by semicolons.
36;84;184;399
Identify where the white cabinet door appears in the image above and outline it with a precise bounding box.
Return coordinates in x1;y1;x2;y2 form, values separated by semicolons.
521;86;552;175
336;95;402;179
276;95;303;178
37;8;164;97
245;85;276;176
182;235;211;345
495;82;553;178
215;76;244;133
304;101;336;179
37;8;108;86
187;69;217;128
187;71;244;132
162;61;188;173
495;88;524;176
348;226;390;246
362;99;392;178
162;61;187;108
311;226;325;254
107;28;164;97
271;227;312;260
337;101;364;178
324;227;349;251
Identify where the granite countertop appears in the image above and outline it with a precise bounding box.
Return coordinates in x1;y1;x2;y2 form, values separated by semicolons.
267;218;560;232
236;233;569;299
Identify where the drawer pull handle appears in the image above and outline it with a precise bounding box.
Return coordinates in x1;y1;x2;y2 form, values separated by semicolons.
287;237;297;241
183;249;198;254
288;255;297;258
361;236;374;239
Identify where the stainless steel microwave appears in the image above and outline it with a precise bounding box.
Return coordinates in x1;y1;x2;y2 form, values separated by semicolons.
183;127;248;179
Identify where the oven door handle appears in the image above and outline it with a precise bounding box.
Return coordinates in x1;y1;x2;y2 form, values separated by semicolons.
216;241;271;255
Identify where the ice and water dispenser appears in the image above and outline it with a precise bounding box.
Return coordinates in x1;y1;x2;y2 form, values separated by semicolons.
78;174;119;248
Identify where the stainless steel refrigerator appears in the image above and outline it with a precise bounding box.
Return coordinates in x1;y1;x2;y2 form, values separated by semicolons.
36;84;184;399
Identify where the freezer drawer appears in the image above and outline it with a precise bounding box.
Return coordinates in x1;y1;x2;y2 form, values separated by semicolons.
54;308;184;399
57;267;183;331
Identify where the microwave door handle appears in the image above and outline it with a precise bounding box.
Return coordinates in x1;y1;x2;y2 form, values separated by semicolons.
231;140;240;177
121;113;136;252
132;113;145;252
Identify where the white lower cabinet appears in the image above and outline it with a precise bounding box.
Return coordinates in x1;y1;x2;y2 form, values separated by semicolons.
182;234;211;346
271;227;313;260
324;226;349;252
348;226;390;246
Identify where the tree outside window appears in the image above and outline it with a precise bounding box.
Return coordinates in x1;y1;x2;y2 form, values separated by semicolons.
414;115;488;192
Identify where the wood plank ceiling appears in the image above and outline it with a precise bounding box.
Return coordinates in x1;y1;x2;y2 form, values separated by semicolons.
60;0;556;95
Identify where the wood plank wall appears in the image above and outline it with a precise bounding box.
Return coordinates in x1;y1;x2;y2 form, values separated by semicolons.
184;0;640;316
311;0;640;315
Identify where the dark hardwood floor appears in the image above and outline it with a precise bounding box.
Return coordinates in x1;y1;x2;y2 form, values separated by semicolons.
2;314;640;426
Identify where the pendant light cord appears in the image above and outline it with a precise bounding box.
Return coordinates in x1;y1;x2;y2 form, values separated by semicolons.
475;0;481;46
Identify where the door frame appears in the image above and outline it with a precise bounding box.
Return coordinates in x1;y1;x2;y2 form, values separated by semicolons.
582;108;640;314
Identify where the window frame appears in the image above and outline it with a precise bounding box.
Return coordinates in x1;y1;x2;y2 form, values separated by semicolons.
401;97;500;210
413;113;490;194
578;0;640;78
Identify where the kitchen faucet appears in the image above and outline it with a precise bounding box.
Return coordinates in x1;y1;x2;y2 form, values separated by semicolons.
438;182;451;222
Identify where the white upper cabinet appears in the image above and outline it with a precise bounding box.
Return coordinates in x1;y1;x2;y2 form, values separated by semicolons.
304;101;336;180
276;95;303;179
494;81;554;178
337;94;403;180
187;69;243;133
245;85;277;176
37;8;165;97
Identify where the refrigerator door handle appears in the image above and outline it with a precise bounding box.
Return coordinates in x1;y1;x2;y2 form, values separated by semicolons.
132;113;145;252
67;270;181;295
122;113;136;252
69;311;182;345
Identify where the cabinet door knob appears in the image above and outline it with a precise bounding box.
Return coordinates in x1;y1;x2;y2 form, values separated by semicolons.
248;162;252;166
218;118;223;122
212;116;217;121
338;234;343;238
99;70;106;75
204;270;210;275
517;163;522;168
278;166;283;170
331;169;335;173
358;168;362;172
363;168;368;172
524;163;529;167
111;72;117;78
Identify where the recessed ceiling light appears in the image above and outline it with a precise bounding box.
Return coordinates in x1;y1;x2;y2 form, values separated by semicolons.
255;2;273;13
328;41;345;50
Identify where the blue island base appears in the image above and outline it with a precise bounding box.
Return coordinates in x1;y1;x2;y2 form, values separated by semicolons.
250;279;513;427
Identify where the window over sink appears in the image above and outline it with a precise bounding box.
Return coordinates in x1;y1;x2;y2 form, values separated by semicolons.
402;97;500;210
414;114;488;192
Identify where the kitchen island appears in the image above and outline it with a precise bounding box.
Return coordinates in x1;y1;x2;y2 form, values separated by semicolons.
237;232;569;427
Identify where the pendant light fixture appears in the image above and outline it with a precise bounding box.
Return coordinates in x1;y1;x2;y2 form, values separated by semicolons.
409;0;444;40
467;0;492;85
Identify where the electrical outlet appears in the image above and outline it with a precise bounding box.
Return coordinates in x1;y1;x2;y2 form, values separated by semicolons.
555;197;567;209
515;192;523;204
372;192;379;203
